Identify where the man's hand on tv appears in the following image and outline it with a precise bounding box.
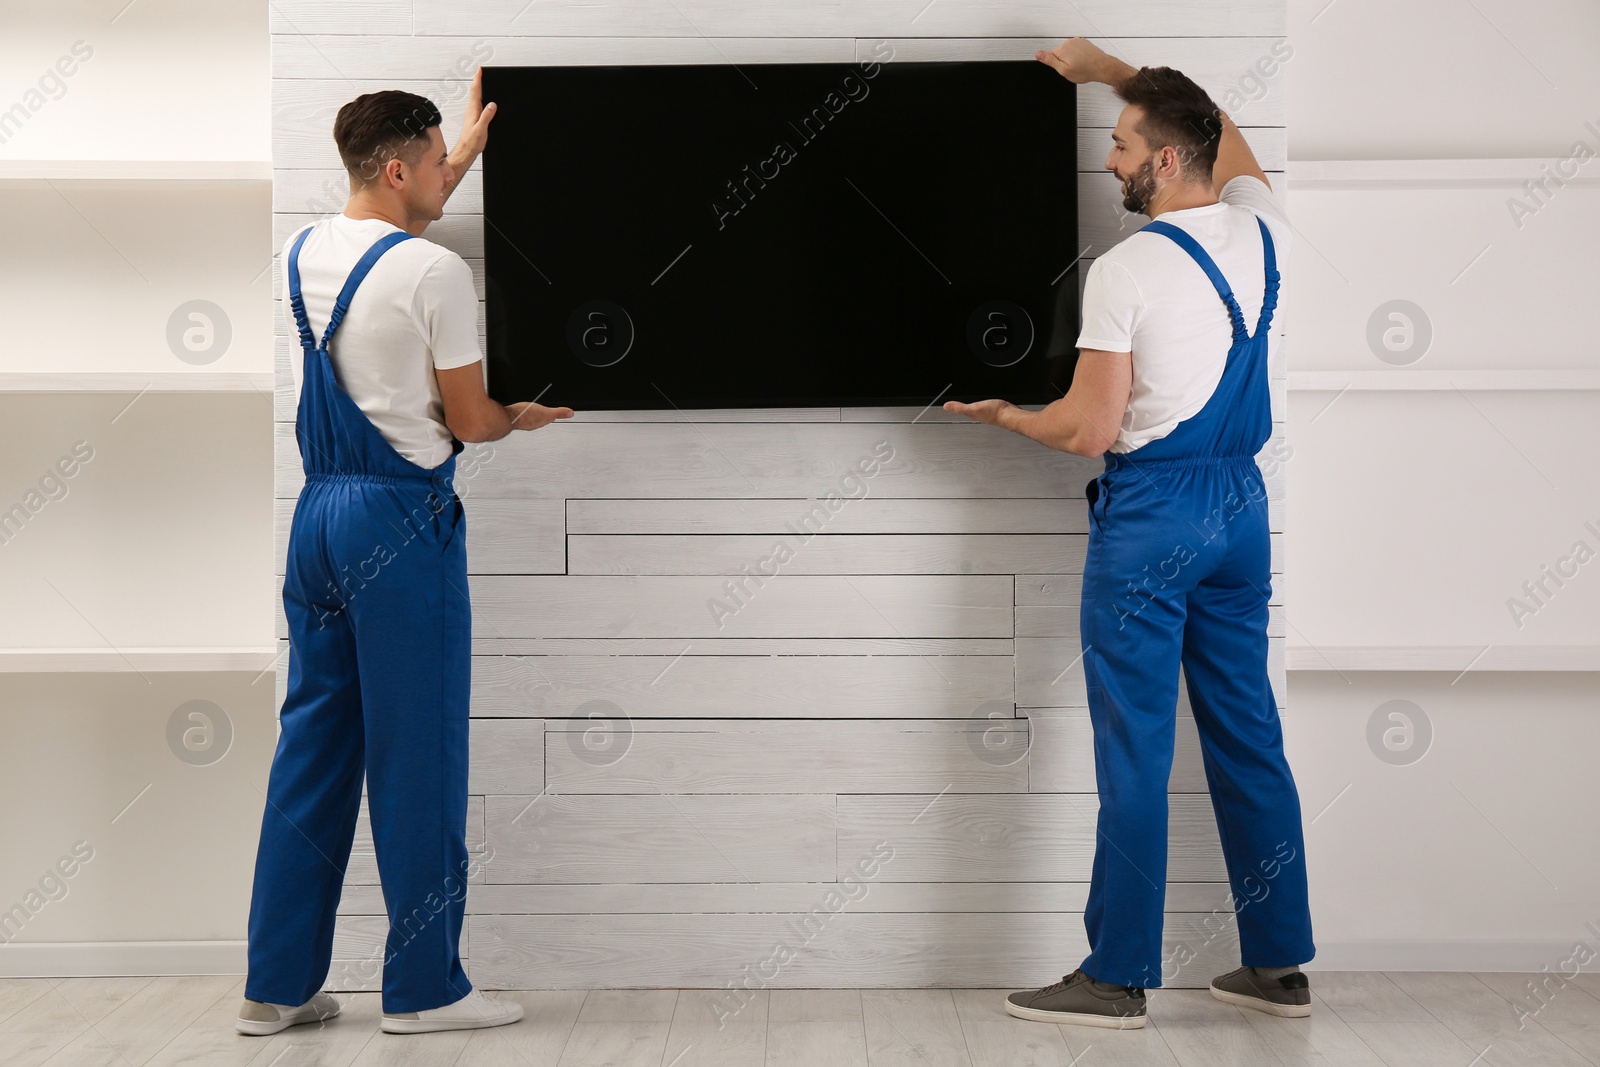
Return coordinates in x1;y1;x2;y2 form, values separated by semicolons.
506;401;576;431
448;68;497;174
1035;38;1137;89
944;398;1018;426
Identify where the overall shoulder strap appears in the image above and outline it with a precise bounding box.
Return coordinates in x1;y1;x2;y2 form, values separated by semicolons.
318;230;417;350
1138;220;1249;343
1255;216;1280;339
286;225;318;351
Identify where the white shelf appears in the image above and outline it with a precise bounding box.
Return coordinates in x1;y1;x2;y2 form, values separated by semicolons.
0;372;273;393
0;160;271;183
1288;158;1600;188
1287;645;1600;672
0;648;281;673
1288;370;1600;392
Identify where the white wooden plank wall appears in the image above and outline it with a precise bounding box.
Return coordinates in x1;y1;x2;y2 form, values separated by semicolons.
271;0;1288;991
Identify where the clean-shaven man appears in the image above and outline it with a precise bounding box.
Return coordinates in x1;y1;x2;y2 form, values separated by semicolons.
237;72;573;1036
947;38;1315;1028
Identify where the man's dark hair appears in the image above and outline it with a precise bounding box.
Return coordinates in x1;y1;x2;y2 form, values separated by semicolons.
333;90;443;188
1113;66;1222;182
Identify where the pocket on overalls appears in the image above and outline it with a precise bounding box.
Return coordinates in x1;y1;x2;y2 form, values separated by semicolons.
1084;475;1110;535
434;493;465;557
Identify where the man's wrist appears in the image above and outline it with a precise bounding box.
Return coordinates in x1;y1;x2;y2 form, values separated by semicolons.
996;404;1032;436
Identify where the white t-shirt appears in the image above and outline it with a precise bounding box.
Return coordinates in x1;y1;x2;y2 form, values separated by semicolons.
282;214;482;470
1075;174;1290;453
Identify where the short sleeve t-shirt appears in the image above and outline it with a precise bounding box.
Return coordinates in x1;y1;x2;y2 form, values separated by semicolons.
282;214;482;470
1075;175;1290;453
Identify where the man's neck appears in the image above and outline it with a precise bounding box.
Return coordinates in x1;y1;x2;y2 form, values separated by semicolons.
1145;184;1220;221
342;197;415;233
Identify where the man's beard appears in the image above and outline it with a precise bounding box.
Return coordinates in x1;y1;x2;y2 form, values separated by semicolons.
1119;159;1158;215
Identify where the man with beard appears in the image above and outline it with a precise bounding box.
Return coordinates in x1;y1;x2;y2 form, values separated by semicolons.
946;39;1313;1028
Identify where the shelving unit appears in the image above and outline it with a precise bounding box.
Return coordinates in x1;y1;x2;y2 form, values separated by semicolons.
0;157;275;658
0;160;272;182
0;648;280;673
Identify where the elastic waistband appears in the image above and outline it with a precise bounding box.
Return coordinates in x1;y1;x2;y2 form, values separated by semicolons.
304;470;453;488
1103;452;1259;472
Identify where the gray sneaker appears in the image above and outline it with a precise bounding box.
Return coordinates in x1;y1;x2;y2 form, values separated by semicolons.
1005;969;1148;1029
1210;966;1312;1017
235;991;342;1035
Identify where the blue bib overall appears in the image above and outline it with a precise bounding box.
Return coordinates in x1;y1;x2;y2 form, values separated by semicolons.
1077;216;1315;988
245;226;474;1014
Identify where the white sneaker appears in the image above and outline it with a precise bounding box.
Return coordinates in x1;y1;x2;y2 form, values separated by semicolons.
235;991;342;1035
380;988;525;1034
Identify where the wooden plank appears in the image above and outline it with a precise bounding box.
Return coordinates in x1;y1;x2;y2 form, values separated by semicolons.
860;990;971;1065
273;421;1117;500
33;976;242;1066
558;990;678;1067
483;794;837;883
948;988;1094;1067
767;990;865;1067
473;651;1013;718
663;989;768;1067
269;0;408;34
272;496;565;575
836;793;1228;882
568;497;1089;534
408;2;1283;38
453;990;588;1063
464;574;1016;639
466;912;1242;990
471;718;546;795
567;533;1086;575
544;720;1029;793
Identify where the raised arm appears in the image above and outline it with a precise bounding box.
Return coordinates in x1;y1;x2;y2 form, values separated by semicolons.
444;68;496;208
1035;40;1272;194
1212;110;1271;194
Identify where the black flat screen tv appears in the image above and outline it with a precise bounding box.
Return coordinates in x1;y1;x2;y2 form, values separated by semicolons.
481;57;1079;410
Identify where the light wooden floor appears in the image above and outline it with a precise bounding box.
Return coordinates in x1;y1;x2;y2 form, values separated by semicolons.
0;972;1597;1066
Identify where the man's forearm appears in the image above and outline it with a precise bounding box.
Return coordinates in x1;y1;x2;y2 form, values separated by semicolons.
456;397;516;442
1093;54;1139;91
1212;111;1270;192
997;404;1077;454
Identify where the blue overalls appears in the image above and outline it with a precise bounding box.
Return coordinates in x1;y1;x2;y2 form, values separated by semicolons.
245;226;474;1014
1077;216;1315;989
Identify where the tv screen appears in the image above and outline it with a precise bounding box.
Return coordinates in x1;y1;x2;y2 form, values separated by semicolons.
482;57;1079;410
